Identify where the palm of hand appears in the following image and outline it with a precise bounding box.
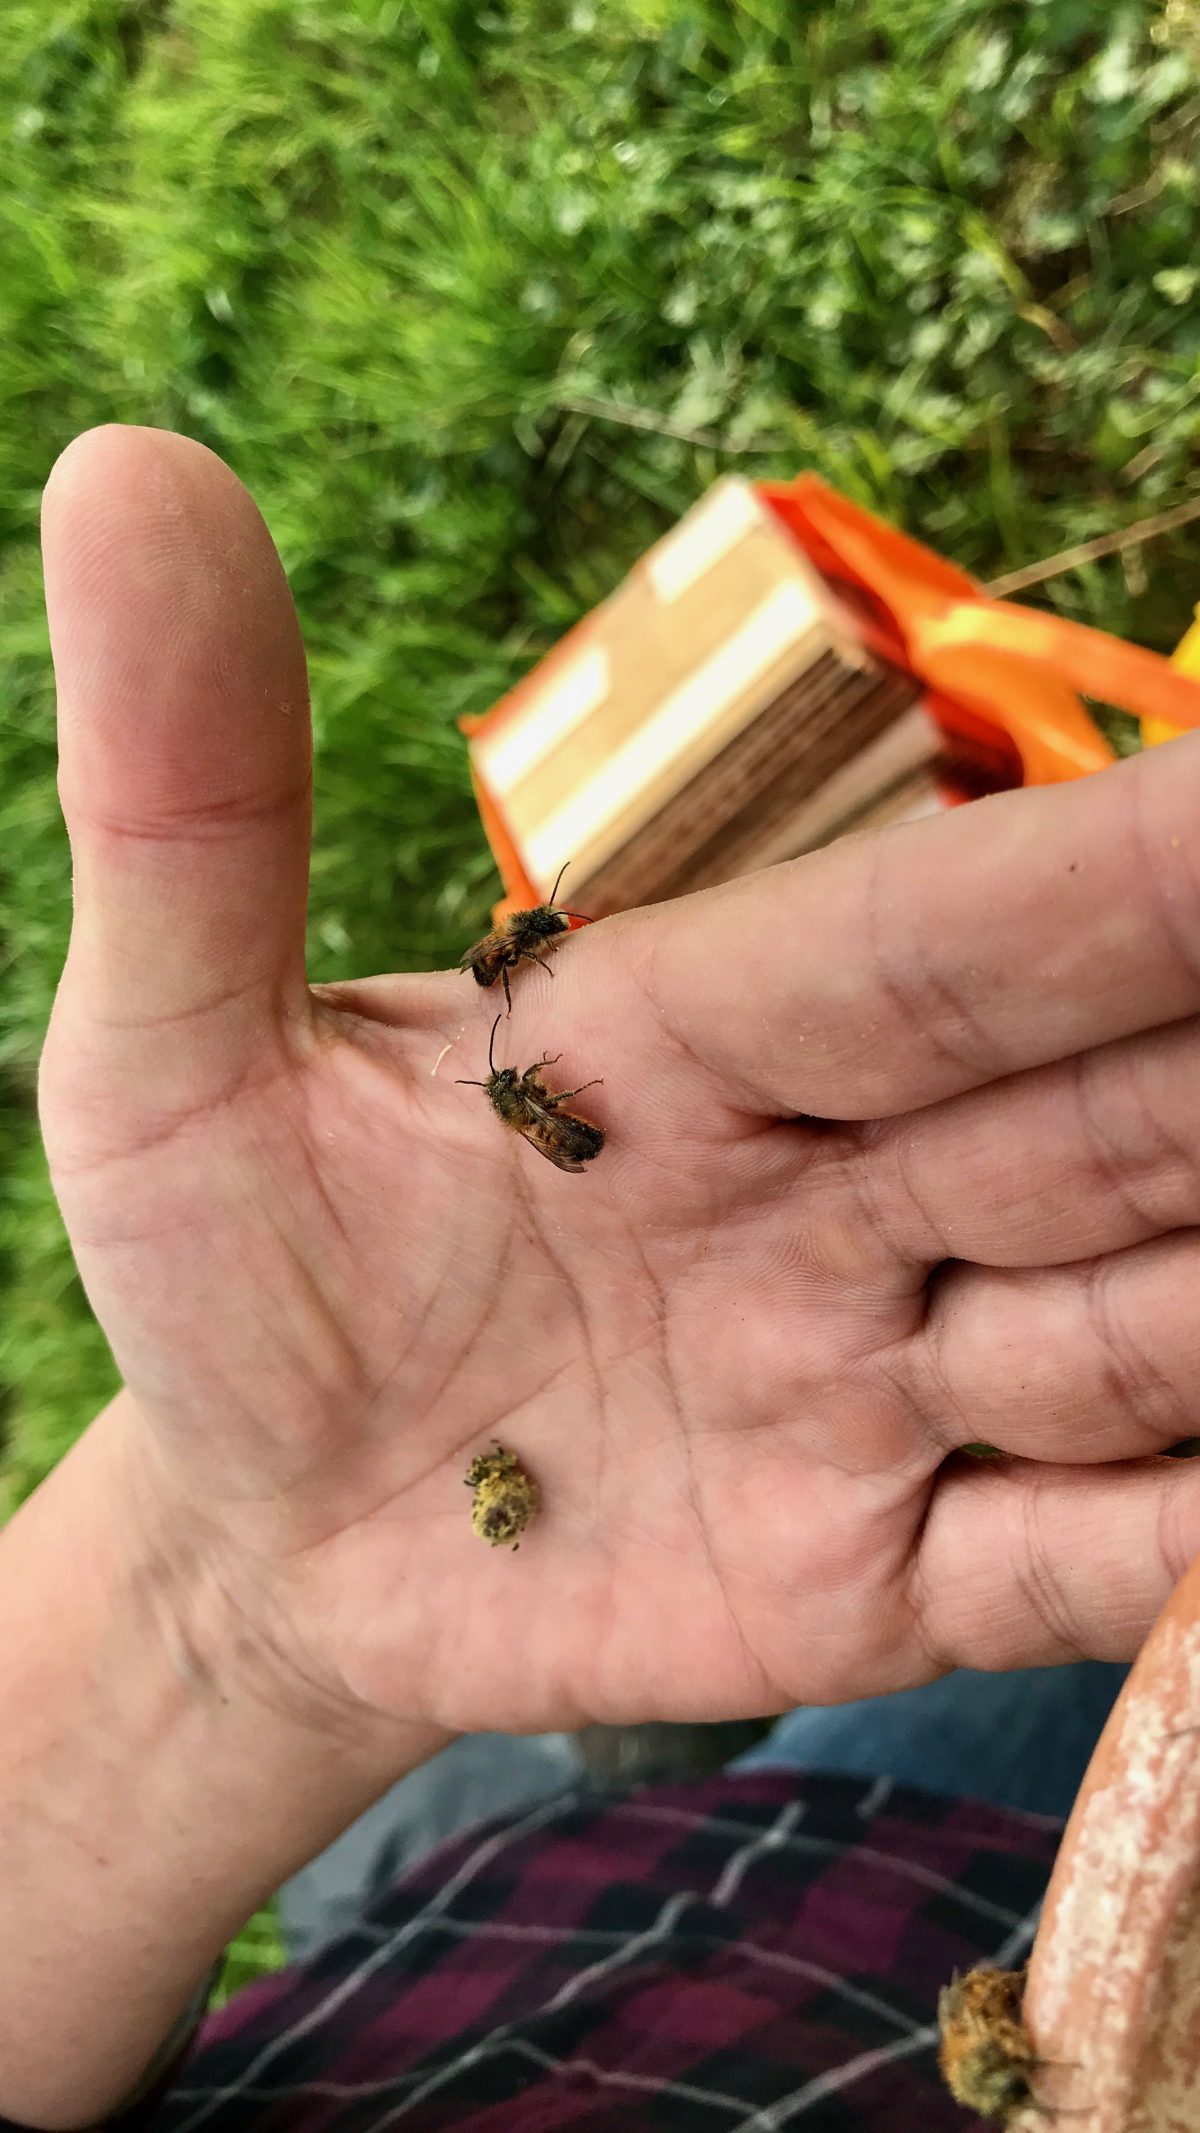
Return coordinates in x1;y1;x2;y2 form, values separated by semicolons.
44;934;941;1732
38;427;1200;1739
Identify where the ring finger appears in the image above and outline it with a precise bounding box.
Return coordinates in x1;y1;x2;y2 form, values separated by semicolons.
908;1228;1200;1463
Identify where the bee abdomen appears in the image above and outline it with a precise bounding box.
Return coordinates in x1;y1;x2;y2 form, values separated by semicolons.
562;1119;604;1160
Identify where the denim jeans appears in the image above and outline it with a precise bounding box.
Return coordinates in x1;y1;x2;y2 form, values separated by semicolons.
278;1661;1127;1960
726;1661;1128;1811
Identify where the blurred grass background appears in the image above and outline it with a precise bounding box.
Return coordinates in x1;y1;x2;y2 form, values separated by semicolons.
1;0;1199;1985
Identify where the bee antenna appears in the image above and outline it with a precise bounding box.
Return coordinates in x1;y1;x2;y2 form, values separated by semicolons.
488;1013;502;1074
455;1077;486;1087
548;860;570;905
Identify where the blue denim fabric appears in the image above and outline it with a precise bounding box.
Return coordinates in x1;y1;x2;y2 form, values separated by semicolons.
729;1661;1128;1820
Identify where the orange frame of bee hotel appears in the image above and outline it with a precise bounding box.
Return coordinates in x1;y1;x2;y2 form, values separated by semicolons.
463;475;1200;918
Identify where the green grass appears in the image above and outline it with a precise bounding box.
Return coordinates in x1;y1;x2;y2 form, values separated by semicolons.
1;0;1199;1985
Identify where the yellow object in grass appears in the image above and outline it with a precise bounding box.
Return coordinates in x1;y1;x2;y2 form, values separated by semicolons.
1142;603;1200;748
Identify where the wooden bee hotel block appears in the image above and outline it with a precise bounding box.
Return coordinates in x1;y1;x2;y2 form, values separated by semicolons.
462;476;948;918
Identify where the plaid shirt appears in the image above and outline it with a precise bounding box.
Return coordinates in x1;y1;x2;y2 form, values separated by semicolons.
131;1770;1059;2133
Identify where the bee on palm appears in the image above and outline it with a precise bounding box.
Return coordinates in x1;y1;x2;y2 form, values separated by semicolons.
457;1014;604;1173
464;1444;540;1550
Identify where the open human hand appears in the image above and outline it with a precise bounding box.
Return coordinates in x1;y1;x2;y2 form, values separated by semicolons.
38;426;1200;1745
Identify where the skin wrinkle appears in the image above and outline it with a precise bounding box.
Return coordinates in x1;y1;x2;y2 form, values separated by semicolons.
1082;1256;1195;1453
273;1458;419;1563
415;1220;516;1433
859;1013;1200;1278
41;1017;285;1168
63;775;312;845
1112;1035;1200;1209
55;964;286;1041
827;1349;948;1488
1014;1478;1091;1663
190;1290;358;1487
1128;753;1200;998
851;1124;944;1281
255;1218;364;1410
345;1280;442;1447
896;1475;954;1683
346;1183;526;1440
1158;1466;1198;1588
154;1312;424;1573
627;1218;769;1701
210;1540;406;1742
309;980;444;1039
216;1147;369;1443
464;1347;597;1437
862;1118;952;1269
904;1284;980;1455
904;1456;1127;1679
226;1091;372;1368
11;1788;118;1874
525;1186;605;1428
1072;1045;1181;1240
1152;1464;1196;1602
70;1151;362;1365
915;1244;1200;1460
783;1124;912;1305
287;1455;436;1578
864;839;986;1085
59;1209;199;1255
636;923;782;1127
316;1011;462;1167
253;1313;473;1557
290;1110;356;1257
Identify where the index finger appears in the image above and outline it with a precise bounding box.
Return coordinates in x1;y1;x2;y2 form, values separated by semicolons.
639;732;1200;1119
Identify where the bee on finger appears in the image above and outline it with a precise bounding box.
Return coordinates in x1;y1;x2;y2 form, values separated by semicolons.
938;1965;1053;2125
459;862;592;1013
457;1014;605;1173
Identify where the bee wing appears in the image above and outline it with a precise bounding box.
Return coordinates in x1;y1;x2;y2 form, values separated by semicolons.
512;1086;593;1171
459;930;494;968
520;1124;588;1173
514;1085;569;1132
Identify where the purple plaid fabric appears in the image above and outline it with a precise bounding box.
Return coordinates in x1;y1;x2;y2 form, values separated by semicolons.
141;1771;1059;2133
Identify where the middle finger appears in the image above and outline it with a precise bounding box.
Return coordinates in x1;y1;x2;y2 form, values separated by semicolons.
861;1012;1200;1269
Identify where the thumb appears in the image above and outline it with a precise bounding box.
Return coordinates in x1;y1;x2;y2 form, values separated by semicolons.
40;425;312;1114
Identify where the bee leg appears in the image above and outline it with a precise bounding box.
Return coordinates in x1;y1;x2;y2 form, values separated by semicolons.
502;966;513;1015
519;950;554;977
551;1077;603;1102
519;1057;562;1089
